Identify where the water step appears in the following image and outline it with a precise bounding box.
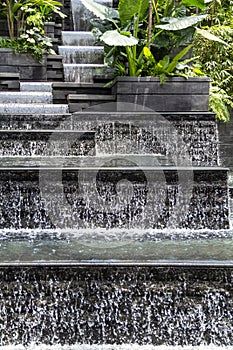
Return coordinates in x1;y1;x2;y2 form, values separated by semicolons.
0;268;232;347
0;91;52;104
0;103;69;114
63;63;108;83
20;82;53;92
0;165;228;230
0;130;95;156
0;113;72;130
59;46;104;64
68;94;116;112
72;111;218;166
62;31;96;46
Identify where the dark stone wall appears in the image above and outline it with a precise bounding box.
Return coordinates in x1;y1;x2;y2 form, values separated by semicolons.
0;266;233;346
218;113;233;170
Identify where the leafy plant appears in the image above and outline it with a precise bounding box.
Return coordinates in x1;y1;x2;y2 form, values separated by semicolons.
0;0;66;39
0;27;55;61
81;0;226;79
209;85;233;122
0;0;65;61
142;44;193;83
193;1;233;122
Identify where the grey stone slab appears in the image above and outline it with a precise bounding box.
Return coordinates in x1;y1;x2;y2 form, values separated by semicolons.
116;94;210;112
112;77;211;95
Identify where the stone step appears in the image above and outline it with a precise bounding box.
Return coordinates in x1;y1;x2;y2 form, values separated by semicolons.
0;164;228;230
20;82;53;92
0;154;184;168
62;31;96;46
0;130;95;156
52;82;112;104
0;103;69;114
0;72;20;91
0;91;53;104
68;93;116;112
0;113;72;130
59;46;104;64
63;63;108;83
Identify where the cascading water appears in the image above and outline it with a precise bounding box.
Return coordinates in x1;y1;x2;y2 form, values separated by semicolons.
58;1;112;82
71;0;112;31
0;1;232;349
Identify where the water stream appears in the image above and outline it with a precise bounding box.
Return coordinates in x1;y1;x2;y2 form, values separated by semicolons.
0;0;232;348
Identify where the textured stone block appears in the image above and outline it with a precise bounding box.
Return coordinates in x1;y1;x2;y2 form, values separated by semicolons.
112;77;211;112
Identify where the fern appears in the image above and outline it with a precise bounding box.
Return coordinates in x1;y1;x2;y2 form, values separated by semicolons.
209;85;233;122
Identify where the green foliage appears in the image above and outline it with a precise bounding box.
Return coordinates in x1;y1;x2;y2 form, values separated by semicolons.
142;44;193;83
209;85;233;122
195;0;233;122
82;0;231;125
156;15;207;31
0;27;55;61
81;0;212;78
0;0;65;39
118;0;149;25
193;19;233;121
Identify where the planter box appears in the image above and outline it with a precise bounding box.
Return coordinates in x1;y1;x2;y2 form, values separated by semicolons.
0;48;47;81
112;77;210;112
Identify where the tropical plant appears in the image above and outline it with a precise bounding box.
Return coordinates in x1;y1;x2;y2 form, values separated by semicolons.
0;27;55;61
0;0;66;39
0;0;65;61
81;0;227;80
193;0;233;121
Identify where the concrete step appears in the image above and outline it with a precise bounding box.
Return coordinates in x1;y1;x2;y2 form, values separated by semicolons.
0;103;69;114
0;91;53;104
62;31;96;46
0;130;95;156
20;82;53;92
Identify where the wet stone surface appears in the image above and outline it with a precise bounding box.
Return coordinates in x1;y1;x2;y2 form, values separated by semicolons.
0;168;228;230
0;266;233;346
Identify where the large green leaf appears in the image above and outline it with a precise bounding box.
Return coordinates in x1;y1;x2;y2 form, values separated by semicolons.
101;30;138;46
167;44;193;73
196;28;230;46
181;0;206;10
80;0;119;21
118;0;149;25
156;14;207;31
